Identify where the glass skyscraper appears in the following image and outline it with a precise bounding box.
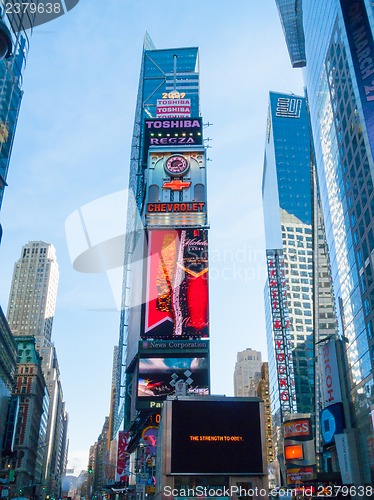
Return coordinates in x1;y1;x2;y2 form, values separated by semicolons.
263;92;314;420
277;0;374;483
114;35;202;436
0;5;33;234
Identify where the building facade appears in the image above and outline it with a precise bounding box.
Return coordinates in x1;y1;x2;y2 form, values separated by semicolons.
262;92;315;423
114;35;207;433
233;348;262;397
9;337;47;496
277;0;374;483
7;241;59;348
257;362;275;467
0;307;17;458
6;241;68;497
0;5;34;240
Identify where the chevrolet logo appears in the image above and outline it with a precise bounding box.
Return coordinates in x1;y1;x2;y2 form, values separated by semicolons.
162;179;191;191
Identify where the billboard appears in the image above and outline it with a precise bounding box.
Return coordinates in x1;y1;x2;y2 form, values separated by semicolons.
156;99;191;118
143;229;209;339
137;356;209;410
145;147;207;228
116;431;131;483
318;340;342;407
266;250;297;414
168;399;264;475
283;418;311;440
340;0;374;161
320;403;344;446
144;118;203;149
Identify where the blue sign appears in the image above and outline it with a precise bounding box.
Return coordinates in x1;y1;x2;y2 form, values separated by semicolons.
320;403;344;446
340;0;374;160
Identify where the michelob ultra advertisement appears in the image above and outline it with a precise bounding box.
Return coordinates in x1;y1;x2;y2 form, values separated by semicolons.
143;229;209;339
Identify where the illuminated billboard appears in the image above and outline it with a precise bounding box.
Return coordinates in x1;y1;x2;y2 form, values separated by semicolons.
156;99;191;118
266;250;297;414
144;118;203;149
145;147;207;228
143;229;209;339
168;399;265;475
136;356;209;410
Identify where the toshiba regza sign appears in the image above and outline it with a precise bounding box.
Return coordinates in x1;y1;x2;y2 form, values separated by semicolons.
170;400;264;475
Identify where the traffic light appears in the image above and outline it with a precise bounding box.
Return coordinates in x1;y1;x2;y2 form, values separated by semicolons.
88;464;93;474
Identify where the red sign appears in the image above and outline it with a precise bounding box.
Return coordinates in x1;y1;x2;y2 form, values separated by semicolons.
266;250;296;414
284;419;311;439
286;467;316;484
116;431;130;483
143;229;209;338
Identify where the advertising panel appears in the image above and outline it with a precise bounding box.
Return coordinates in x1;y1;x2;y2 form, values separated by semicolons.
136;356;209;410
143;229;209;339
320;402;344;446
145;147;207;228
340;0;374;161
286;467;316;485
156;99;191;118
318;340;342;407
266;250;297;414
283;418;311;440
116;431;131;483
283;415;316;485
139;339;209;355
144;118;203;149
169;399;264;475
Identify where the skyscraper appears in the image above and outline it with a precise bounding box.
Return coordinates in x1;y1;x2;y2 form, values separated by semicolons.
7;241;68;496
112;37;210;492
7;241;59;349
114;35;207;437
233;348;262;397
0;6;34;239
263;92;314;421
276;0;374;483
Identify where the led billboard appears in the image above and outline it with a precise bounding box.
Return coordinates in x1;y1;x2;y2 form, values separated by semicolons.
143;229;209;339
144;118;203;148
137;356;209;410
145;147;207;227
169;399;264;475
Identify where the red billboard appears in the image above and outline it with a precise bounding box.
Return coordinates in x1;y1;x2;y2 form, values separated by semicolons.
143;229;209;339
116;431;130;483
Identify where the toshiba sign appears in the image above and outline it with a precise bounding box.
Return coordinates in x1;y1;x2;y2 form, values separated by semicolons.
318;340;342;408
283;419;311;439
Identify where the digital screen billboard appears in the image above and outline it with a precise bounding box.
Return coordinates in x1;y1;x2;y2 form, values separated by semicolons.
145;147;207;228
144;118;203;149
143;229;209;339
170;400;264;475
137;357;209;410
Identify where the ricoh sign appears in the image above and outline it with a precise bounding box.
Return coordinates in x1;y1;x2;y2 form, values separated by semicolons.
318;340;342;408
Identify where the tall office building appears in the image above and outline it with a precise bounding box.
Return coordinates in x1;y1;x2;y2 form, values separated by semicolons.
0;5;33;237
263;92;315;421
276;0;374;483
7;241;59;349
112;37;210;491
114;35;208;435
233;348;262;397
7;241;68;496
0;4;34;462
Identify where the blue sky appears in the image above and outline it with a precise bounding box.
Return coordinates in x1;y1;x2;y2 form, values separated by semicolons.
0;0;304;474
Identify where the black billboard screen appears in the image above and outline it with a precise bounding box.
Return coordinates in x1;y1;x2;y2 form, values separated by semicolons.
170;400;264;475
